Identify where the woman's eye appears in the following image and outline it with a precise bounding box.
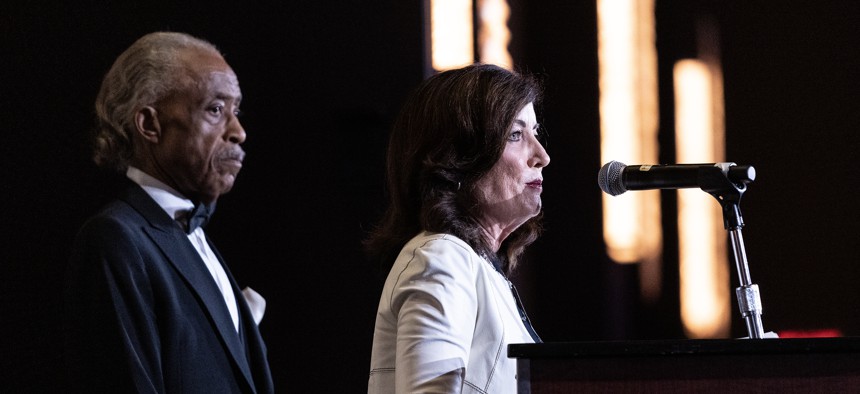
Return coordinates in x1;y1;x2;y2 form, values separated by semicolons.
508;130;523;142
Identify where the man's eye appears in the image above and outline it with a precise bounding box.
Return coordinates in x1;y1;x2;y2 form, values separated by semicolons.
508;131;523;142
234;108;242;117
208;105;224;115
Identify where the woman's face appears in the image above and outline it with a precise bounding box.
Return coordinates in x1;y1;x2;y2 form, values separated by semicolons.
474;102;550;239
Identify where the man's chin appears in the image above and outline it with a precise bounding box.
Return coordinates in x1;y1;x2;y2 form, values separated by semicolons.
199;179;237;203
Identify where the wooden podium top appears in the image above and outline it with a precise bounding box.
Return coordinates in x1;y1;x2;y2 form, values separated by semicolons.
509;336;860;359
509;337;860;393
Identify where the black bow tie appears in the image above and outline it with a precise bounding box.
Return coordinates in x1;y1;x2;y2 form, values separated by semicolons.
183;203;215;234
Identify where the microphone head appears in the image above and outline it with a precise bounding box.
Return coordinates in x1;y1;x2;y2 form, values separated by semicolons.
598;160;627;196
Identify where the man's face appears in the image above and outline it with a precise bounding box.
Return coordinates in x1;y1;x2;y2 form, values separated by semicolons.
149;48;245;204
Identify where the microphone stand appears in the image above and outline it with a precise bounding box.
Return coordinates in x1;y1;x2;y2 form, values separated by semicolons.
698;164;766;339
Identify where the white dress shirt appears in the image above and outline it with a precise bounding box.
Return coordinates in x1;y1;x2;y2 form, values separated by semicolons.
126;167;240;332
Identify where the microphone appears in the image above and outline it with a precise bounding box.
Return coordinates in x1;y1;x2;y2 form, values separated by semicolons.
598;161;756;196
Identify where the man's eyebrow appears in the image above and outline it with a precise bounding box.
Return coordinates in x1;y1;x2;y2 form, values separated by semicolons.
214;92;241;100
210;94;242;107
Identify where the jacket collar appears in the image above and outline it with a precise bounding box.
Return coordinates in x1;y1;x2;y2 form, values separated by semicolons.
119;181;259;393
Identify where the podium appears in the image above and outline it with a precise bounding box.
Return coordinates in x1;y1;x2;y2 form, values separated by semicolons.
509;337;860;393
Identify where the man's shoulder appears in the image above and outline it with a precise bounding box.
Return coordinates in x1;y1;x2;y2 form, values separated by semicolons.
83;180;156;222
100;197;142;217
75;199;143;239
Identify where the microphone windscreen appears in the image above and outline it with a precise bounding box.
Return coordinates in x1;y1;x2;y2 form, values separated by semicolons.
598;160;627;196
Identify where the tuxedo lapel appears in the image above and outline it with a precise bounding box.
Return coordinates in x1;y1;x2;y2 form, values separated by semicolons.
208;240;275;392
121;184;258;392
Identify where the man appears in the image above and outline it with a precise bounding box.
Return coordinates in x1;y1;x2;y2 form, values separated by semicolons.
64;32;273;393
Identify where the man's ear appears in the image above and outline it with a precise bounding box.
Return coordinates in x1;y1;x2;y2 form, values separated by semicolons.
134;106;161;143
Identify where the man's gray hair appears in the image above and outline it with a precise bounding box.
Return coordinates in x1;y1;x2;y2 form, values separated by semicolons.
93;32;221;172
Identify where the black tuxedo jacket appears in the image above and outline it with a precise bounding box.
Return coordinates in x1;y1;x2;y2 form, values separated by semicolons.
64;180;274;393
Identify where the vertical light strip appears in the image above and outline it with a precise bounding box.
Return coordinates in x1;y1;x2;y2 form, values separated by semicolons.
431;0;475;71
674;59;730;338
597;0;662;300
477;0;512;69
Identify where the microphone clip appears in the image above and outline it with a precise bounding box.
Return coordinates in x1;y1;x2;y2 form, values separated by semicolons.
697;163;754;230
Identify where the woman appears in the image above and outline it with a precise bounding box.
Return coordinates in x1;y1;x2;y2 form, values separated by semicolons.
366;64;550;393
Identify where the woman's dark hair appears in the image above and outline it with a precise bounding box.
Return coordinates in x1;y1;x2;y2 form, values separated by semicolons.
364;63;544;274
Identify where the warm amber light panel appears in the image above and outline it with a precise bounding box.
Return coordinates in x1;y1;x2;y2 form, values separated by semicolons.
597;0;662;300
431;0;475;71
674;59;730;338
477;0;512;69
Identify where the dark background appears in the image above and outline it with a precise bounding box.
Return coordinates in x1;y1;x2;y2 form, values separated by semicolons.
2;0;858;391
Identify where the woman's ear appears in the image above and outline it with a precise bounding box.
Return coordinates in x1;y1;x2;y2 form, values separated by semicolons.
134;106;161;143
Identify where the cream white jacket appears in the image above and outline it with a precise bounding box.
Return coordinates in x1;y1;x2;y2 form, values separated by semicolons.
368;232;535;394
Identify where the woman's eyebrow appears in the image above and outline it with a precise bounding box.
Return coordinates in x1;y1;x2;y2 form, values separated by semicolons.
512;119;540;131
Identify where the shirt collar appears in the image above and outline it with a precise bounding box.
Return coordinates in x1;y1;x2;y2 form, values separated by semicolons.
126;166;194;222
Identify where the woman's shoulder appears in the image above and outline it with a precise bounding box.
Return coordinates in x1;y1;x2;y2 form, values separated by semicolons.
395;231;487;273
405;231;473;254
